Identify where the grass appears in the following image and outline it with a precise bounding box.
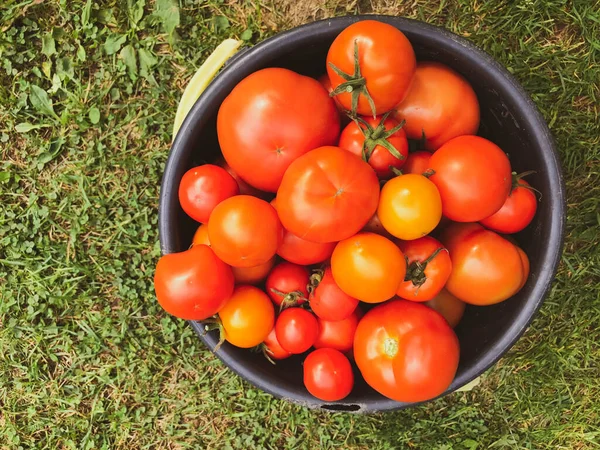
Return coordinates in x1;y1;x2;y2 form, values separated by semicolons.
1;0;599;448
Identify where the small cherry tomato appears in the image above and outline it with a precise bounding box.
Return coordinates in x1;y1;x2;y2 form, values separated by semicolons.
331;232;406;303
402;151;432;175
429;136;512;222
314;308;362;353
378;174;442;240
231;257;276;285
208;195;283;267
154;245;234;321
424;289;466;328
218;285;275;348
265;262;310;308
396;236;452;302
178;164;239;223
191;224;210;246
304;348;354;402
309;267;358;321
480;174;538;234
263;327;292;361
339;114;408;179
275;308;319;354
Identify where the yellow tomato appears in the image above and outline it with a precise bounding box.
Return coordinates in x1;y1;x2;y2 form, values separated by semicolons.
378;174;442;240
331;232;406;303
218;285;274;348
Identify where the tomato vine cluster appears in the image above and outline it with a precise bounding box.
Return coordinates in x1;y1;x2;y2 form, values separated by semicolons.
155;20;539;404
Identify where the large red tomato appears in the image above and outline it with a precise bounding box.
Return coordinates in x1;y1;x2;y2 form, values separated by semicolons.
309;267;359;321
396;236;452;302
331;232;406;303
276;146;380;243
217;68;340;192
154;245;234;320
326;20;416;116
304;348;354;401
480;175;538;234
441;223;528;305
178;165;239;223
354;299;459;402
338;114;408;179
429;136;512;222
208;195;283;267
394;62;480;150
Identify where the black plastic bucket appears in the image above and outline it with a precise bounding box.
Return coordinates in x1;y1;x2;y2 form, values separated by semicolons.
159;15;565;412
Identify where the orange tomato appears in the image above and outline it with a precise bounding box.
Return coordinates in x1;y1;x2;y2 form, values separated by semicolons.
424;289;466;328
231;257;276;285
191;224;210;246
331;232;406;303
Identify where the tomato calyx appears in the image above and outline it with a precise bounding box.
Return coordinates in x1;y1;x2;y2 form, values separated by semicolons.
389;166;404;177
307;269;324;295
404;246;447;289
383;337;399;358
203;316;226;351
421;168;435;178
253;343;278;365
354;112;407;162
512;171;541;198
270;288;307;312
328;40;377;117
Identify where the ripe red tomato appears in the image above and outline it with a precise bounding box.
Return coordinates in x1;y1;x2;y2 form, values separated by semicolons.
217;68;340;192
216;157;271;200
154;245;234;320
403;151;432;175
304;348;354;401
275;308;319;354
231;256;275;285
191;224;210;247
314;308;362;353
331;232;406;303
354;299;459;402
394;62;480;150
276;146;380;243
263;327;292;361
424;289;466;328
218;285;274;348
309;267;359;321
265;262;310;308
441;223;527;305
480;175;538;234
271;199;336;265
178;165;239;223
396;236;452;302
429;136;512;222
378;174;442;240
326;20;416;116
338;115;408;179
208;195;283;267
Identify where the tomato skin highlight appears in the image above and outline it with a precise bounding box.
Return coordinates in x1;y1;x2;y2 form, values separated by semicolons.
353;299;459;403
263;327;292;360
310;267;359;321
424;289;466;328
265;262;310;307
219;285;275;348
338;115;409;179
378;174;442;241
331;232;406;304
403;151;432;175
208;195;283;268
313;308;362;353
327;20;416;115
396;236;452;302
441;223;526;305
276;146;380;243
217;68;340;192
304;348;354;402
429;136;512;222
480;179;538;234
275;308;320;354
154;245;234;321
394;62;480;150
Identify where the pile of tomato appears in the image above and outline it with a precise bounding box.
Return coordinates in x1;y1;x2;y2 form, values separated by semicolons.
155;20;538;404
